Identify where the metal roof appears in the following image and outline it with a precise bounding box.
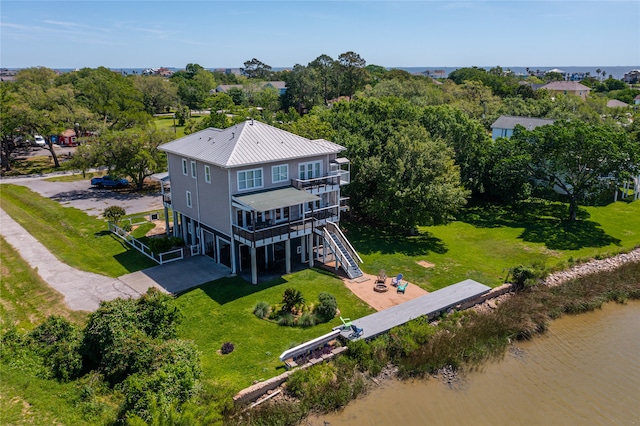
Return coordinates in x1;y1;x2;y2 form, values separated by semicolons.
491;115;556;131
159;120;345;168
541;81;591;91
233;187;320;212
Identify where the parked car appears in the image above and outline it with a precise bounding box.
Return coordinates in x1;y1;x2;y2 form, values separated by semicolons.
90;175;129;188
33;135;46;147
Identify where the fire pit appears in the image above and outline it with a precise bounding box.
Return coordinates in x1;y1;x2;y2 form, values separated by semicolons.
374;283;389;293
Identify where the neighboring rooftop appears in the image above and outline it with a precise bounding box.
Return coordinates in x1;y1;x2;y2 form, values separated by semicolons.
607;99;629;108
159;120;345;168
540;81;591;91
491;115;556;131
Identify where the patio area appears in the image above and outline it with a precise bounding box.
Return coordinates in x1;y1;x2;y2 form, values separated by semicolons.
340;270;429;311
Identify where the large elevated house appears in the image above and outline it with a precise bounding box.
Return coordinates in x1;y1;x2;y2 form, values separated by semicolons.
157;120;362;284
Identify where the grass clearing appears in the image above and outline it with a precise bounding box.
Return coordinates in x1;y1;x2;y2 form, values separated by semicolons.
154;114;207;139
174;268;375;390
45;171;104;182
0;184;156;277
348;199;640;291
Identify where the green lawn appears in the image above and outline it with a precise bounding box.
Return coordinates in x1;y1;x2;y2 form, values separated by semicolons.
348;199;640;291
154;114;207;139
2;184;639;394
0;184;156;277
174;269;375;390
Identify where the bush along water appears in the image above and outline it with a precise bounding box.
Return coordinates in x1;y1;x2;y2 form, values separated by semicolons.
229;259;640;424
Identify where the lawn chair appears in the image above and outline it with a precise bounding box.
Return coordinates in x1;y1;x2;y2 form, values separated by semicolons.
340;316;352;329
391;273;403;287
397;281;408;294
376;270;387;284
349;324;364;338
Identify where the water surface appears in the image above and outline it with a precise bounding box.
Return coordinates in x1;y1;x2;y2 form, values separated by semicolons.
309;301;640;425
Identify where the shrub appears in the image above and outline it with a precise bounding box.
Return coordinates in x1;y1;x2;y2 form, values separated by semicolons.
298;312;317;328
220;342;235;355
103;206;126;224
508;264;540;291
148;236;184;254
121;222;133;232
253;301;271;319
277;313;295;327
28;316;83;381
314;292;337;322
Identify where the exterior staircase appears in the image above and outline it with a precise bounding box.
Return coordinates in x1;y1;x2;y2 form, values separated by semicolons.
321;221;363;279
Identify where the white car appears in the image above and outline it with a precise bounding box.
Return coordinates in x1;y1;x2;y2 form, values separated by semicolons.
33;135;46;147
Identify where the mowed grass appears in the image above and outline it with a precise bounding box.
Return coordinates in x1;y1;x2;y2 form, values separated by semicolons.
348;199;640;291
174;269;375;390
154;114;207;139
0;184;156;277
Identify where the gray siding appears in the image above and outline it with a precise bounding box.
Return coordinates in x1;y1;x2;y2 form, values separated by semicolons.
230;154;336;194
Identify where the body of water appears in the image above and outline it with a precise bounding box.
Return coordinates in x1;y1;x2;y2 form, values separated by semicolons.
309;300;640;426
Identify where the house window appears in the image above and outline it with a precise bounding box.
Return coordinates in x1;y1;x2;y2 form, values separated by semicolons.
191;161;197;178
299;161;321;180
237;168;263;191
204;165;211;183
182;159;188;175
272;164;288;183
186;190;192;208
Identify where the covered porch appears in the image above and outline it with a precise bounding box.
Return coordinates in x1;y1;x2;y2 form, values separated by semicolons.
232;187;323;284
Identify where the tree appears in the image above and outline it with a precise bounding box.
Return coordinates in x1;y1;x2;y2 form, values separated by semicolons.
134;76;178;114
170;64;216;110
242;58;272;79
63;67;149;130
352;124;468;230
337;51;368;99
309;54;338;105
420;105;492;194
512;121;640;220
483;136;532;203
89;127;171;189
103;206;126;224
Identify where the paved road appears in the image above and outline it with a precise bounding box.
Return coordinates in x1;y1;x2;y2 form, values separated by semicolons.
1;172;163;217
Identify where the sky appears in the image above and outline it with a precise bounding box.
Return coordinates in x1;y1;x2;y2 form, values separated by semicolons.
1;1;639;70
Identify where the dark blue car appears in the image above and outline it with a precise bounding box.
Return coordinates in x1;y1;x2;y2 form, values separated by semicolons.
90;175;129;188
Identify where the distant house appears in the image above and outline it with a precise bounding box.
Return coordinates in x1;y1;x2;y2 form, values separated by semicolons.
539;81;591;100
58;129;78;146
490;115;556;140
606;99;629;108
634;95;640;106
215;81;287;95
622;70;640;84
264;81;287;95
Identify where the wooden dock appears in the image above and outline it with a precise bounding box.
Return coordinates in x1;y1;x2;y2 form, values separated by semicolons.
335;279;491;341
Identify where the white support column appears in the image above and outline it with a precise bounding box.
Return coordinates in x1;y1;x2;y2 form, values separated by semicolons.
308;235;313;267
285;240;291;274
251;246;258;285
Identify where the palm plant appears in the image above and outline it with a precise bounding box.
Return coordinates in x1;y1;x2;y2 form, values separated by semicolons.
281;288;305;313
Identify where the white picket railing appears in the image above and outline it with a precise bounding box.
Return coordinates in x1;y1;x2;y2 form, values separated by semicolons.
108;222;183;265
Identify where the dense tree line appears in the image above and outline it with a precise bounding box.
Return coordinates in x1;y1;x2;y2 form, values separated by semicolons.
2;57;639;223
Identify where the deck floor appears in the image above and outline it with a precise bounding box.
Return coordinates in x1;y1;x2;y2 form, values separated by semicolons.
335;279;491;341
